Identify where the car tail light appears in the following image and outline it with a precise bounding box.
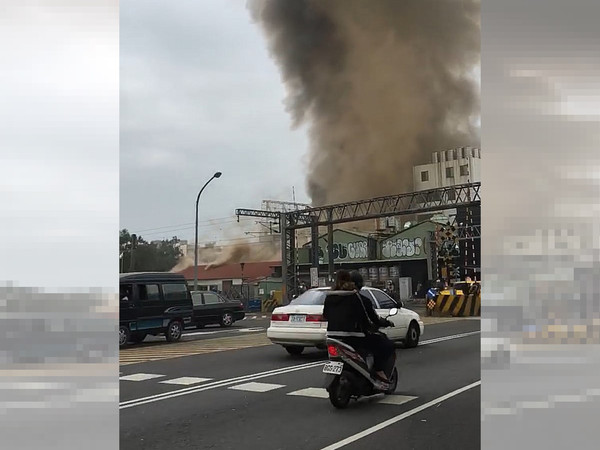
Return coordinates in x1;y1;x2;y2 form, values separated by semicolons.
305;314;325;322
327;345;339;357
271;313;289;321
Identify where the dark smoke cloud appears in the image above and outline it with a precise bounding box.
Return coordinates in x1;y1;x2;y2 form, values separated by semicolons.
248;0;480;206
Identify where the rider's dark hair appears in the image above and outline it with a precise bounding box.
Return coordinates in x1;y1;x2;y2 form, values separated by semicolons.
349;270;364;290
334;269;355;291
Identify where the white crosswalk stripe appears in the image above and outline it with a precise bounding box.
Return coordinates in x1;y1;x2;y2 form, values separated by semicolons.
228;382;285;393
287;387;329;399
159;377;213;386
120;373;164;382
120;372;419;406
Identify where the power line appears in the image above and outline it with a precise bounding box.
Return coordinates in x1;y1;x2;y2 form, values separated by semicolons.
130;217;256;236
131;216;255;233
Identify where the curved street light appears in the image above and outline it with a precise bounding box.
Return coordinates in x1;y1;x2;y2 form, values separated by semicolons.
194;171;222;290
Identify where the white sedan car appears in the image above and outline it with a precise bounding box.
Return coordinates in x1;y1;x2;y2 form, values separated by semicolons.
267;287;424;355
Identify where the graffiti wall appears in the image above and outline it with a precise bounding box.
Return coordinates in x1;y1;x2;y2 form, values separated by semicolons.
381;237;424;258
318;240;369;261
380;221;437;260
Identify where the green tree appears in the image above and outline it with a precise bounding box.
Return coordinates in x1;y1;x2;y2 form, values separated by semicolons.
120;229;183;273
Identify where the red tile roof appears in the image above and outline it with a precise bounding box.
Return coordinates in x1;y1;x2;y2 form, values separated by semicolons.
178;260;281;282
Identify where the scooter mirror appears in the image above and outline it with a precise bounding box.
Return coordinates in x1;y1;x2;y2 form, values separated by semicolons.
388;307;399;317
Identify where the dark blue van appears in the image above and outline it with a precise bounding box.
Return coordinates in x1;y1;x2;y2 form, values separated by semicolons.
119;272;193;347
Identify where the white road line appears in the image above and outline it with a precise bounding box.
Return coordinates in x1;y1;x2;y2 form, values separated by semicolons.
287;388;330;399
182;327;265;338
320;380;481;450
376;395;418;406
420;330;480;345
159;377;213;386
119;360;326;409
119;373;164;382
228;382;285;393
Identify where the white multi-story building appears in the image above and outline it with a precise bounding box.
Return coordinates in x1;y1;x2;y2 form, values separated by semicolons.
413;147;481;191
412;147;481;224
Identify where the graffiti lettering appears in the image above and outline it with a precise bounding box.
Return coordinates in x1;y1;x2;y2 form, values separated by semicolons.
381;237;424;259
319;241;368;261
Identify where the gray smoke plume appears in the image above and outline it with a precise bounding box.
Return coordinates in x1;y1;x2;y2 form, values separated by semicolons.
248;0;480;205
205;240;280;270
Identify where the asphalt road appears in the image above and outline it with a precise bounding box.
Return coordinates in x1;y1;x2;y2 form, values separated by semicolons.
120;319;480;450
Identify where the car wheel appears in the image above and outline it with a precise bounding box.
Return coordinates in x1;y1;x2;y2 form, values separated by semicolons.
130;332;147;344
166;320;183;342
405;322;420;348
119;326;130;348
284;345;304;356
220;312;234;327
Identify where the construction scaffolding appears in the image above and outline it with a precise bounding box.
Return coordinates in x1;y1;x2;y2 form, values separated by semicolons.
236;182;481;302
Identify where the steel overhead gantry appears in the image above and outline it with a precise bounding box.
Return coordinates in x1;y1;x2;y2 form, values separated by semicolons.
235;209;282;221
280;182;481;302
235;183;481;302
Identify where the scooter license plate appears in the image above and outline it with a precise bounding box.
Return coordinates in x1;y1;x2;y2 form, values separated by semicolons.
322;362;343;375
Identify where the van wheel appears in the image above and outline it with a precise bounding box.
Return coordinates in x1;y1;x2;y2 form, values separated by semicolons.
284;345;304;356
166;320;183;342
220;312;234;327
119;326;130;348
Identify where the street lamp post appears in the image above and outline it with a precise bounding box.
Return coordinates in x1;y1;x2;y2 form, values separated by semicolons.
194;171;222;291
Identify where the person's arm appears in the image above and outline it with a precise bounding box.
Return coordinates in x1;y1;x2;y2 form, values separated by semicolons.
360;294;389;328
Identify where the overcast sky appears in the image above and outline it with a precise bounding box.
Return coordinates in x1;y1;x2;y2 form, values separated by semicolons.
1;1;119;288
120;0;310;245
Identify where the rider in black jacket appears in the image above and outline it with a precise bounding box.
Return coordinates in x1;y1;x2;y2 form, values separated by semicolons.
323;270;396;382
349;271;396;382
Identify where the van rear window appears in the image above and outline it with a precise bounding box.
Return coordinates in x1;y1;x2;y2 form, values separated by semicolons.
163;283;189;302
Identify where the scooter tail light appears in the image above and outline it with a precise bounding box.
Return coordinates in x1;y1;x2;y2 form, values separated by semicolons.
327;345;339;357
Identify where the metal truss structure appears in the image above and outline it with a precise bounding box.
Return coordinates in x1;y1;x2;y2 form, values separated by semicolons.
285;183;480;229
236;182;481;302
261;199;311;212
235;208;281;221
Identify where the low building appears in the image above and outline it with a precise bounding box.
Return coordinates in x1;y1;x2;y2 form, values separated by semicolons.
177;261;282;304
295;221;444;300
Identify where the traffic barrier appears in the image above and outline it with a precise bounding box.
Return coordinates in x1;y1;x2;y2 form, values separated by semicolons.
431;293;480;317
261;298;279;313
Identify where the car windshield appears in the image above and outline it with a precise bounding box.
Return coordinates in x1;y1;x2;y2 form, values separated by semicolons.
289;289;328;305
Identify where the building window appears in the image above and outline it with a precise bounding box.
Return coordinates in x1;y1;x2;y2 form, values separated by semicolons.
420;171;429;182
460;164;469;176
445;167;454;178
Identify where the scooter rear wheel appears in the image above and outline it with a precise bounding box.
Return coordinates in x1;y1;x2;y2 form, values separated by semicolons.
385;367;398;394
329;377;351;409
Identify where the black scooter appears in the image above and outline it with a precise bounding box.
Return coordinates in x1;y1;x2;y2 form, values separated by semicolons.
323;308;399;409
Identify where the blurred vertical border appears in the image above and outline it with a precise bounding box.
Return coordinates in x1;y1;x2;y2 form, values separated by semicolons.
0;1;118;449
482;0;600;448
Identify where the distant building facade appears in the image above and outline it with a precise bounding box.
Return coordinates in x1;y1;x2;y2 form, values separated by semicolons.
413;146;481;191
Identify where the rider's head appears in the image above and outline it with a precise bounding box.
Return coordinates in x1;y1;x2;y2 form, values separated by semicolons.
334;269;354;291
349;270;364;290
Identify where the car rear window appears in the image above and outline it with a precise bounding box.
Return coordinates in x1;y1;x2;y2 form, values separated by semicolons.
289;290;327;305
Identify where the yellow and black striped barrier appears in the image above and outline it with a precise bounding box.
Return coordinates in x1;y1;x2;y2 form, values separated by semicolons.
428;293;481;317
261;298;278;313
